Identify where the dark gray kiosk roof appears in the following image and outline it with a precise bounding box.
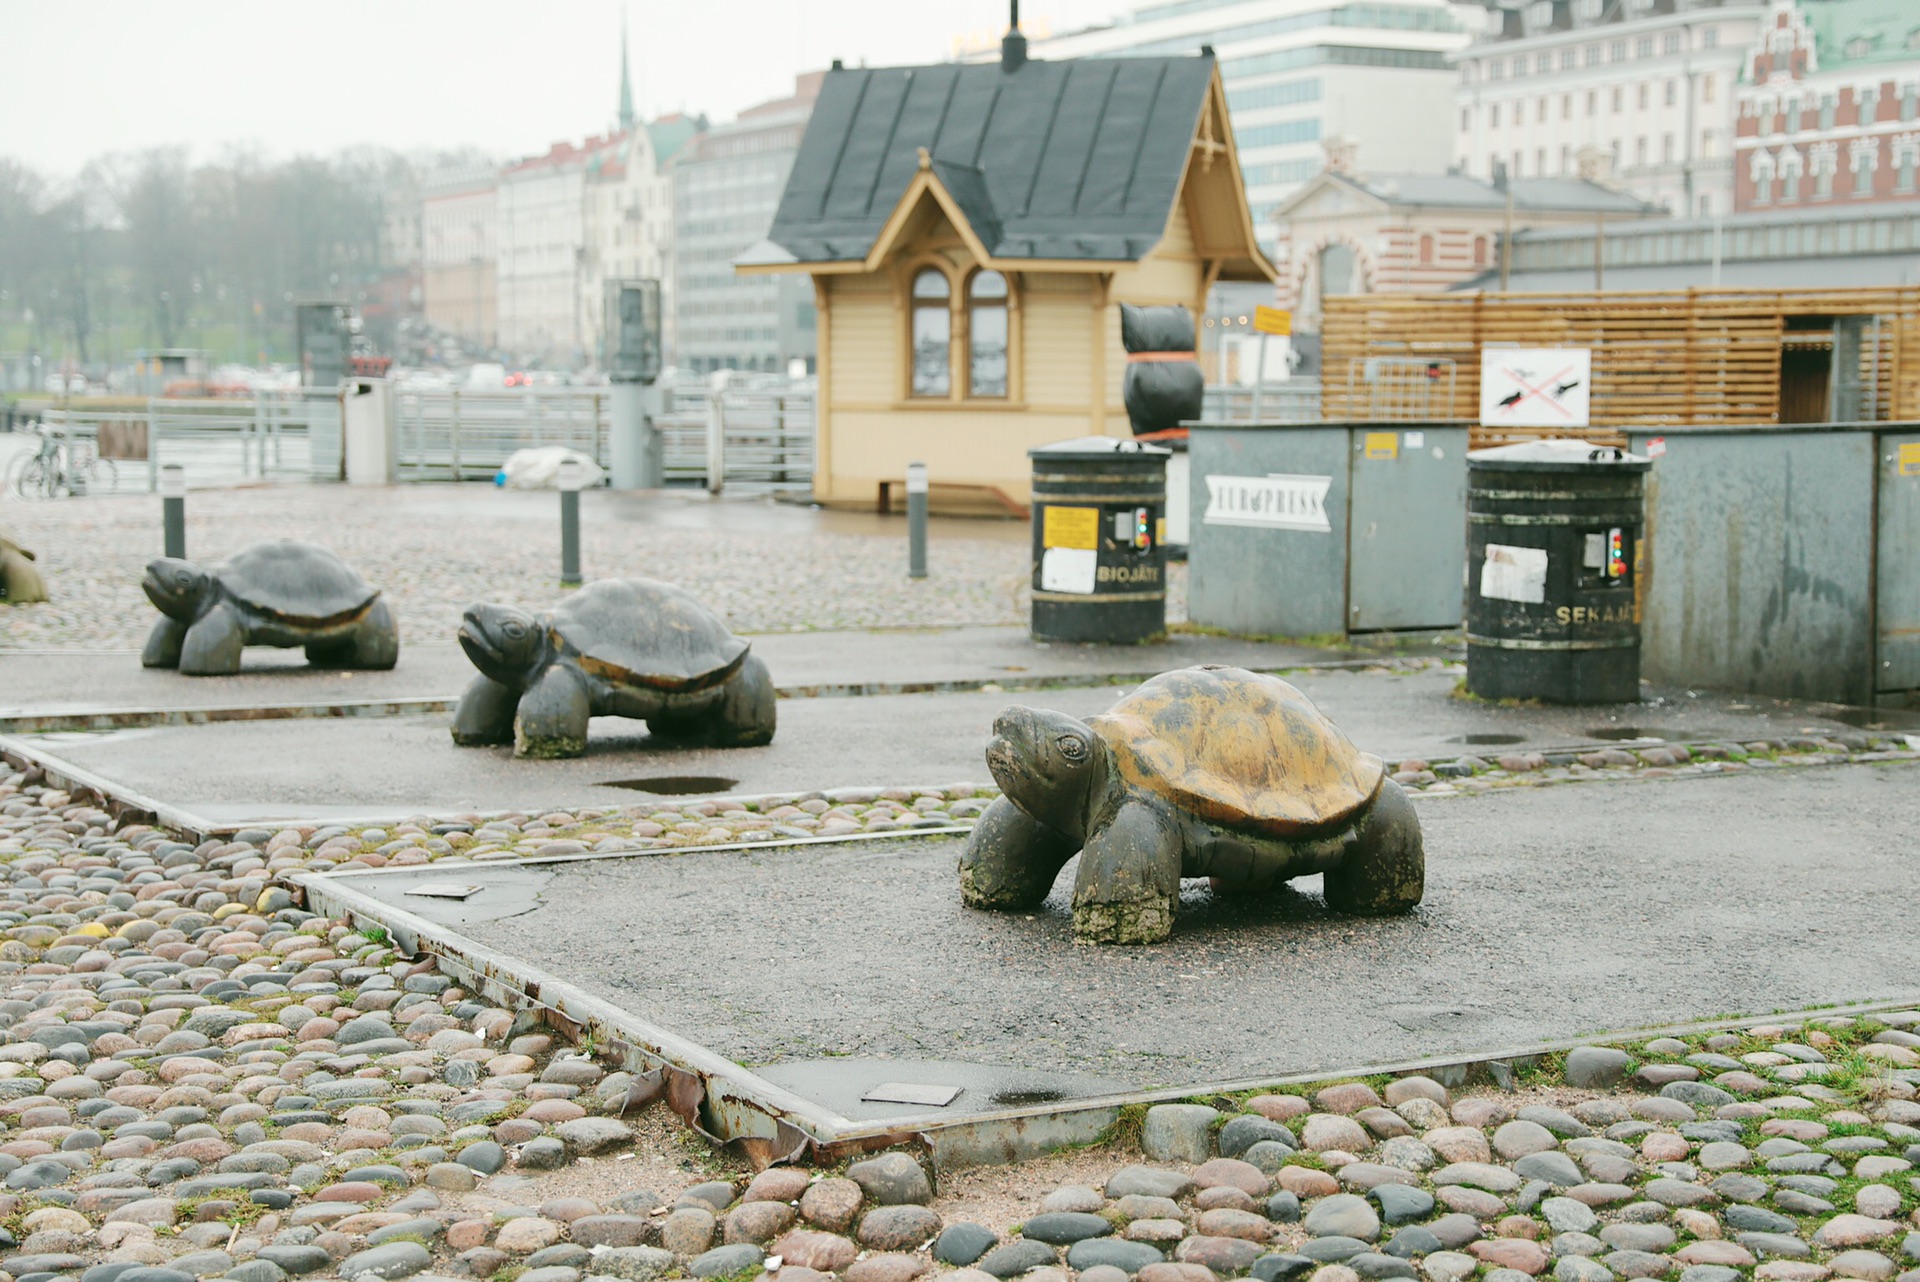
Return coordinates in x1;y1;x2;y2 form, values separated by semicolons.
759;55;1219;265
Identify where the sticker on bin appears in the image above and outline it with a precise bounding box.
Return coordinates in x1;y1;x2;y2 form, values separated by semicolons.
1403;431;1425;449
1041;505;1099;550
1039;547;1098;595
1480;543;1548;604
1365;432;1399;461
1900;442;1920;476
1646;437;1668;458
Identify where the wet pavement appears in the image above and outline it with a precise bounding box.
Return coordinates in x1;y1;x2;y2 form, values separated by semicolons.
10;667;1903;828
378;761;1920;1089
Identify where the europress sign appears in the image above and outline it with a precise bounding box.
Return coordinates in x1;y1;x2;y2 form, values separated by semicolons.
1201;473;1333;533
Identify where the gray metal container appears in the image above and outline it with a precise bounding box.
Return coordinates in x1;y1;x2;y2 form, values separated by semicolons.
1186;421;1469;638
1465;441;1650;705
1027;437;1169;644
1624;423;1920;708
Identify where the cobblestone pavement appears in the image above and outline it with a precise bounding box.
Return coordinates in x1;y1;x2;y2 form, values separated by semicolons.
3;761;1920;1282
2;487;1192;651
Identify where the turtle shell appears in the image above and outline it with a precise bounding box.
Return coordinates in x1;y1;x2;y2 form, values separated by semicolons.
216;541;379;626
549;578;749;693
1090;665;1385;838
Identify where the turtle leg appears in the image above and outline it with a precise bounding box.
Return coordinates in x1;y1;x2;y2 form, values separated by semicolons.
1071;801;1184;945
1323;778;1425;915
318;598;398;670
707;653;776;747
178;603;247;676
142;617;188;669
451;675;519;747
959;796;1079;911
514;664;593;759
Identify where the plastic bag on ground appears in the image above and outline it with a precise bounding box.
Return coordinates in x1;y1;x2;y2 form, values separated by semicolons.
496;447;604;490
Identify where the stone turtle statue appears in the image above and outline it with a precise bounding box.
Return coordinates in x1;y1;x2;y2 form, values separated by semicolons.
0;527;47;605
142;541;398;676
452;577;775;759
960;665;1424;944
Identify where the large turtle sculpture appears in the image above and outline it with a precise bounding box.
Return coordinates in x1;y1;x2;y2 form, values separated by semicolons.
452;577;775;759
141;541;398;676
959;665;1424;944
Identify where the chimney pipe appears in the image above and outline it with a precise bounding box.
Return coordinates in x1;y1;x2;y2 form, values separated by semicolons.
1003;0;1028;71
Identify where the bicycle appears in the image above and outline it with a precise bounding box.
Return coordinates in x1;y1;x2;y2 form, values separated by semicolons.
5;425;115;498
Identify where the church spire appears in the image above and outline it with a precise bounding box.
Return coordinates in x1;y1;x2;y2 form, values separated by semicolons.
617;6;635;131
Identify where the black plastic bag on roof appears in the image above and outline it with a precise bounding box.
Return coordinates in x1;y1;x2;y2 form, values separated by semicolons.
1120;303;1203;435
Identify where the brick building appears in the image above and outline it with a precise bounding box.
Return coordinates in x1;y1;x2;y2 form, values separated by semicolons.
1733;0;1920;210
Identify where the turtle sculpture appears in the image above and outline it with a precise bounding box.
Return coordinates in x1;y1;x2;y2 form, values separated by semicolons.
0;527;48;605
959;665;1424;944
452;577;775;759
141;541;398;676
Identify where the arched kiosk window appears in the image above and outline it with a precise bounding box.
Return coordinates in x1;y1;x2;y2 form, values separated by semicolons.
968;270;1009;397
910;269;951;397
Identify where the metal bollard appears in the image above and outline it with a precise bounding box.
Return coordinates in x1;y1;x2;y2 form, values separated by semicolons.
160;464;186;560
558;456;584;588
907;462;929;580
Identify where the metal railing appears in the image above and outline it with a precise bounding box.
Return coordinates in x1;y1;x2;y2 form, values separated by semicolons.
1345;358;1459;421
35;390;343;490
1198;379;1323;424
393;383;814;492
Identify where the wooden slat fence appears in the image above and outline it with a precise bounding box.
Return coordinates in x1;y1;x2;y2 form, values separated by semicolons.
1322;287;1920;449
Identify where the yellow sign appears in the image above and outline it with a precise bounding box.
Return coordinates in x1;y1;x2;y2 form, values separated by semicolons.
1364;431;1399;461
1253;305;1292;336
1041;505;1100;550
1901;442;1920;476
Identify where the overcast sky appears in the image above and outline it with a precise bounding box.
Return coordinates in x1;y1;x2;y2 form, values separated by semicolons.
2;0;1127;179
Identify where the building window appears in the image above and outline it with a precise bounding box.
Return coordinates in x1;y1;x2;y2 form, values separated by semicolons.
968;270;1009;398
1638;84;1650;109
1852;138;1879;194
1461;107;1471;132
1610;40;1626;62
1563;94;1573;119
1513;55;1527;78
1560;50;1576;70
1635;36;1653;57
1635;137;1648;166
1587;90;1597;115
1538;97;1549;122
1584;45;1600;67
1663;134;1675;162
1751;151;1775;204
1897;141;1920;193
1665;80;1677;106
910;268;951;398
1473;236;1489;266
1812;144;1837;198
1819;95;1836;129
1859;87;1878;122
1536;147;1547;172
1703;28;1718;48
1663;32;1681;55
1904;87;1918;122
1536;53;1552;74
1612;87;1623;113
1575;0;1602;19
1703;75;1715;104
1779;150;1803;202
1491;103;1501;127
1418;234;1435;264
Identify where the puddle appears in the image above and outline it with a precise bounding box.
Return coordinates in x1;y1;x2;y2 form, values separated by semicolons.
1448;733;1526;746
599;775;741;796
1586;727;1672;742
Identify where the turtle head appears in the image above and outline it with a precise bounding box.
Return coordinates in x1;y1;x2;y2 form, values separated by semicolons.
459;603;548;687
142;558;209;621
985;706;1106;839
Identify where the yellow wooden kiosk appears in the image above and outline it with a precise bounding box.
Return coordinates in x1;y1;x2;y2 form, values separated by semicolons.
736;25;1275;512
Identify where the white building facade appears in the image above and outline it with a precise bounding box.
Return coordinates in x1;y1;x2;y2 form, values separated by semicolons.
1026;0;1485;248
421;165;499;349
1454;0;1767;218
582;127;676;365
496;137;618;364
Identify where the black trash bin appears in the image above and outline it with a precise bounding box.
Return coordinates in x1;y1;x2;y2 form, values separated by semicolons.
1028;437;1169;643
1466;439;1650;703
